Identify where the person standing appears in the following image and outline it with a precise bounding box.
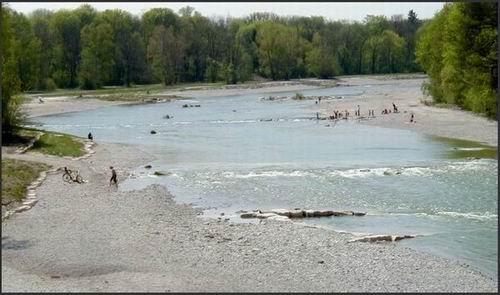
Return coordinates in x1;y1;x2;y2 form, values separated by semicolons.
110;166;118;186
410;113;414;123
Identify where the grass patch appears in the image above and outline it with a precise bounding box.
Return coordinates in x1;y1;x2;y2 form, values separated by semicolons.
29;131;85;157
1;159;50;204
3;127;86;158
431;135;497;159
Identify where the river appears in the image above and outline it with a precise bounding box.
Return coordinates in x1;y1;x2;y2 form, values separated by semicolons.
30;81;498;279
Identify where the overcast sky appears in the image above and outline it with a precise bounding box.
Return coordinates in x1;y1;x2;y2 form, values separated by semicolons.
6;2;445;21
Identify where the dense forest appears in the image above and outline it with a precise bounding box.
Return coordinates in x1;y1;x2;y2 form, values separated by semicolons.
416;2;498;119
1;4;424;92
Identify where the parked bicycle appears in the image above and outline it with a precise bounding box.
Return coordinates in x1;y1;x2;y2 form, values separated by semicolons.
62;167;83;183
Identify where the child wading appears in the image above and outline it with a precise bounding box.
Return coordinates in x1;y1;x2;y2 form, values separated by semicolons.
110;166;118;186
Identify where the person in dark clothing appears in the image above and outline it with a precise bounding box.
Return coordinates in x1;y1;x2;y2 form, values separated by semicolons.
88;132;93;141
393;103;398;113
110;166;117;186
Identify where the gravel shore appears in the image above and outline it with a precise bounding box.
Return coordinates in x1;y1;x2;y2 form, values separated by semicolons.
2;142;497;292
317;75;497;147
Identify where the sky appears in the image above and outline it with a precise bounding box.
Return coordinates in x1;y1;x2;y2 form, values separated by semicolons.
5;2;445;21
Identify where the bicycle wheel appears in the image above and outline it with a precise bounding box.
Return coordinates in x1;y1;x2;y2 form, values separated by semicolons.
75;175;83;183
62;173;72;182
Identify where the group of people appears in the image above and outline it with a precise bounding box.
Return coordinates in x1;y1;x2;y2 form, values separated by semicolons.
381;103;399;115
328;110;350;120
321;102;409;121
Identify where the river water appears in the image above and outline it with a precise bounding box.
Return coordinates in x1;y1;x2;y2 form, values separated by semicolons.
31;81;498;279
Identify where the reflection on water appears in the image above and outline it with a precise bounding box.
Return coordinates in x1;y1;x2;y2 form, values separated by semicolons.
33;80;498;279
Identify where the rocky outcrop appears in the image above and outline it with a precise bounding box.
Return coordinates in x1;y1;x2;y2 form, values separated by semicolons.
240;209;366;220
348;235;416;243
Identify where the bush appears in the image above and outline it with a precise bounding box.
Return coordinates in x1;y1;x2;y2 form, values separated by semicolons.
294;92;305;100
45;78;57;91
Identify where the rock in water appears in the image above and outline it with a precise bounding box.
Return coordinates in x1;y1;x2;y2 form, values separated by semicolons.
150;130;157;134
348;235;416;243
332;211;354;216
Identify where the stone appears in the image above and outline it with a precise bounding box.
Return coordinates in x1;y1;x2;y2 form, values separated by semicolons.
240;212;258;218
317;210;334;217
144;165;152;169
288;210;305;218
23;200;38;206
267;215;290;222
348;235;416;243
15;205;31;213
150;130;157;134
332;211;354;216
353;212;366;216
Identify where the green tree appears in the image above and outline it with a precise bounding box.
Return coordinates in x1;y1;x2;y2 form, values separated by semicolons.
79;23;116;89
141;8;179;42
9;11;39;90
50;10;81;88
306;33;340;78
417;2;497;118
30;9;56;90
147;25;184;85
1;5;23;137
256;22;306;80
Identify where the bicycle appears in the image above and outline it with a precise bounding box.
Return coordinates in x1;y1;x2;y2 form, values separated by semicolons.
62;167;83;183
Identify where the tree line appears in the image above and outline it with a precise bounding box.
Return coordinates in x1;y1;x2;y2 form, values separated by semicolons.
2;4;424;94
416;2;497;119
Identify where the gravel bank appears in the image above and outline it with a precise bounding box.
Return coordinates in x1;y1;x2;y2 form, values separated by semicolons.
316;76;497;147
2;142;497;292
21;98;131;119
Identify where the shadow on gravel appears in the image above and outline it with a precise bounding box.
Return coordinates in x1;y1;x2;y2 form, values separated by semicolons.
2;236;32;250
42;264;128;278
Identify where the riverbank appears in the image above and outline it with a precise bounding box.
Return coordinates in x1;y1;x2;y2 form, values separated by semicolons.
316;75;498;147
22;75;497;147
1;141;497;292
21;79;333;118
